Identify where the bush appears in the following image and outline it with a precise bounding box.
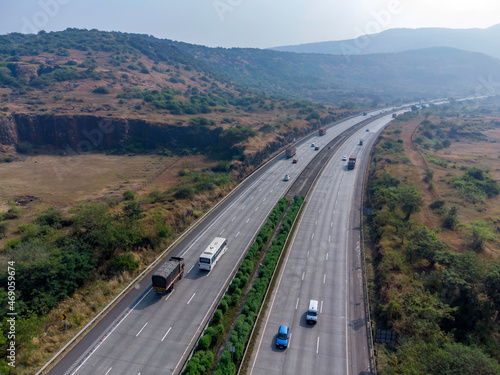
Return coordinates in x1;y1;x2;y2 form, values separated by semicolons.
211;309;223;325
197;334;211;351
123;190;135;201
218;299;228;313
0;221;8;238
108;253;139;273
93;86;110;94
174;187;194;200
429;199;445;210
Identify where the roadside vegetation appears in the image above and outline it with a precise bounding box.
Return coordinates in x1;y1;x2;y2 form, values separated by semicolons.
366;100;500;374
0;160;236;374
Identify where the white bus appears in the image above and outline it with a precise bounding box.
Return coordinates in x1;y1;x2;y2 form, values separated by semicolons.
199;237;228;271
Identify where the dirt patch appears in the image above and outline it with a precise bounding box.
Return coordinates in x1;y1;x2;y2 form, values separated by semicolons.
143;155;216;194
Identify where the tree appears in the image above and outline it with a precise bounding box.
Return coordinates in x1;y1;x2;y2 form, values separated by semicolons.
464;220;496;252
399;185;423;220
442;205;459;230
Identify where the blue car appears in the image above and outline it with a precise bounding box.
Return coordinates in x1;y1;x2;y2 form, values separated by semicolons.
276;325;290;349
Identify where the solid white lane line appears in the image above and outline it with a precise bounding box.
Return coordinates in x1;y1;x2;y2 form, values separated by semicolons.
320;300;323;313
136;322;148;337
105;368;112;375
161;327;172;342
187;293;196;304
188;265;195;273
296;298;300;310
317;337;320;354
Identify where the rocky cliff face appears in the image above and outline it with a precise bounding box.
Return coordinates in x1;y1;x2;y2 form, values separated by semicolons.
0;113;224;154
0;111;353;179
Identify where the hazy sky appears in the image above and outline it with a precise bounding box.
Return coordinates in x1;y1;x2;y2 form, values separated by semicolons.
1;0;499;48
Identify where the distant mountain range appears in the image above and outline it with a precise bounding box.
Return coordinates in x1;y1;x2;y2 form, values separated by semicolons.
1;28;500;113
270;24;500;60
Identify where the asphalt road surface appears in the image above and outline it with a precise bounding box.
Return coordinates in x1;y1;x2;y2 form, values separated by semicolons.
46;113;377;375
247;114;400;375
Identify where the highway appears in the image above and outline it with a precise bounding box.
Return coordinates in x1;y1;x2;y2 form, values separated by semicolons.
247;114;400;375
46;112;377;375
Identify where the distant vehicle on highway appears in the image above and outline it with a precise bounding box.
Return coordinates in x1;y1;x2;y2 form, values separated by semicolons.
315;146;320;150
348;155;357;170
342;155;347;161
366;129;369;132
363;112;367;116
276;325;290;349
283;174;290;181
285;146;296;158
311;143;315;147
292;159;298;163
359;139;363;145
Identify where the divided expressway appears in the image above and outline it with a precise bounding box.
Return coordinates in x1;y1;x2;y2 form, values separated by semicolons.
44;110;400;375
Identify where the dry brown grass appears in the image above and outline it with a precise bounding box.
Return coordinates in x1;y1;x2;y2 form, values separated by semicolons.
0;153;176;248
379;114;500;256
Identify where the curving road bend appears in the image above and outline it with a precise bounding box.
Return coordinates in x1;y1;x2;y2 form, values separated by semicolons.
45;113;379;375
247;114;401;375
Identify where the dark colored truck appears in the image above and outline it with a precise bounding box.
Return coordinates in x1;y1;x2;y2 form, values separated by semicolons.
152;257;184;293
319;128;326;136
347;155;357;170
285;146;296;158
